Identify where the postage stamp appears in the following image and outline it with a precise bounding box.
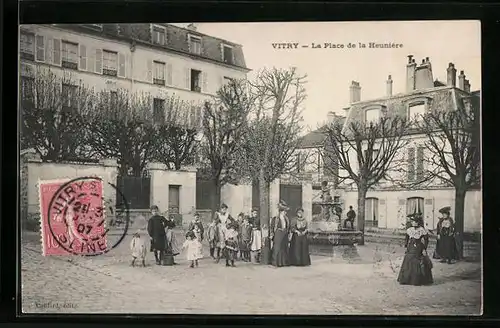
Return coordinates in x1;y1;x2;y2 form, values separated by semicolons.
39;176;129;256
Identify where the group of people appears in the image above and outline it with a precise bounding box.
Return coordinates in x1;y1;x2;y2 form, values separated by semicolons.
131;200;312;269
397;206;460;286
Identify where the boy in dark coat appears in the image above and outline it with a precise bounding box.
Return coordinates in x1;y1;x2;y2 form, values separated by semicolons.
147;205;168;265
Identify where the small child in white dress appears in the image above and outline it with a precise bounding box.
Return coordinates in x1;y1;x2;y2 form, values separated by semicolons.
182;231;203;268
130;230;147;267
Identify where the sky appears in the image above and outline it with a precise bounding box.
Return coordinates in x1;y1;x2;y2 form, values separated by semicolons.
175;21;481;133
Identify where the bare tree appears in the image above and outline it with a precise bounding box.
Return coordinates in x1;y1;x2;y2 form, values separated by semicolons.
20;67;93;161
242;67;307;230
407;97;480;258
153;97;199;170
323;116;410;245
200;79;254;213
84;89;157;176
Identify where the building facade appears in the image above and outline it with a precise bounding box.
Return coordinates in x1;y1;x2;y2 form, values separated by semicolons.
298;56;481;233
19;23;250;219
19;23;250;127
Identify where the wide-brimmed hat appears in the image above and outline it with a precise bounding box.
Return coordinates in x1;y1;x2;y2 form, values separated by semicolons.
439;206;451;214
278;200;289;211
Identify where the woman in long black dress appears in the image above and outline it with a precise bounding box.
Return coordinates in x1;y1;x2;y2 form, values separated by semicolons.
270;200;291;267
433;206;458;264
289;208;311;266
397;214;433;286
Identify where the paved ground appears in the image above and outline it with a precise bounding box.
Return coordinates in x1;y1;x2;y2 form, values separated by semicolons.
21;230;482;315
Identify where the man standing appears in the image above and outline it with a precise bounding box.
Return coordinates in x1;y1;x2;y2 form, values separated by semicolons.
344;206;356;230
147;205;168;265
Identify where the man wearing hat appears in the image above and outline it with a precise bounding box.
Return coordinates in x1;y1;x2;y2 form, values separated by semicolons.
433;206;458;263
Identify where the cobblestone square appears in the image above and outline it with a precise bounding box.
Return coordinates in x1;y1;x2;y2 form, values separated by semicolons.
20;230;481;315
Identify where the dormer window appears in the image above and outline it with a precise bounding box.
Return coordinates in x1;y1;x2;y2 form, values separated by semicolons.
222;44;234;65
408;103;426;122
188;35;202;55
365;108;381;126
152;24;166;46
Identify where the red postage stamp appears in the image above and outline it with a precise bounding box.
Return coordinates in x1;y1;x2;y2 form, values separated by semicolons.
39;177;107;256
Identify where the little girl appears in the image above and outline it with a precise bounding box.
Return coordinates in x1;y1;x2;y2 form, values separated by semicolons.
130;230;147;267
224;222;239;267
182;231;203;268
239;215;252;262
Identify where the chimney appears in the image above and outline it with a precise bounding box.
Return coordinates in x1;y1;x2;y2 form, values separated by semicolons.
386;75;393;97
406;55;417;92
464;79;471;93
447;63;457;87
187;23;197;31
414;57;434;90
458;70;466;90
349;81;361;103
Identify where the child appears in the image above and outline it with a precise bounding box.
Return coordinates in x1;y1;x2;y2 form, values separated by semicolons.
207;217;220;259
130;230;147;267
182;231;203;268
239;215;252;262
188;212;205;242
224;222;239;267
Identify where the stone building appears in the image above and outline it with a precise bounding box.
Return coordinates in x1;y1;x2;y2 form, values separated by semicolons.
297;55;481;232
19;23;250;220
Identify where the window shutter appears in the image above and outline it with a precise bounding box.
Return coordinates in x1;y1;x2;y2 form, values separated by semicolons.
52;38;61;66
95;49;103;74
118;53;126;77
407;147;415;181
166;63;173;86
416;146;424;180
146;60;153;83
45;36;53;64
79;44;87;71
88;47;95;73
202;72;208;93
424;198;435;230
185;68;191;89
35;35;45;62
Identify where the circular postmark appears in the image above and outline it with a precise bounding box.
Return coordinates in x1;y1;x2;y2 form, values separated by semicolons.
46;176;130;256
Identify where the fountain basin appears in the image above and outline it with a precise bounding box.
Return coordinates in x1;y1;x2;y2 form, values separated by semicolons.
307;230;363;246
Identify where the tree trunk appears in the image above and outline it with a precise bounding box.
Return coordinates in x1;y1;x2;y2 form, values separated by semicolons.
454;187;466;259
357;187;368;245
211;179;222;216
259;168;271;237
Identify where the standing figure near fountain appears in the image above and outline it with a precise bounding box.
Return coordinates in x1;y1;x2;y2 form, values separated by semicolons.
289;208;311;266
320;181;333;222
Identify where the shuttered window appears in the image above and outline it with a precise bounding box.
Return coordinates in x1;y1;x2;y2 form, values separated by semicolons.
118;53;126;78
102;50;117;76
62;41;78;69
35;35;45;62
153;61;165;85
20;31;35;60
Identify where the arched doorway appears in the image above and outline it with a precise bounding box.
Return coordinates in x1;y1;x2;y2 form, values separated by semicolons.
365;197;379;228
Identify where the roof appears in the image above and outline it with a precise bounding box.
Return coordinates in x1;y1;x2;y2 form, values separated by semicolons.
53;24;249;71
342;86;477;129
299;116;346;148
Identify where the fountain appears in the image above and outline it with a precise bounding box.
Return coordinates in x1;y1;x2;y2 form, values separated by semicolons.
308;181;363;247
